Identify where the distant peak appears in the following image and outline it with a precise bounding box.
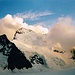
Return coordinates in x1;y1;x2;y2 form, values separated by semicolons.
0;34;7;38
0;34;9;41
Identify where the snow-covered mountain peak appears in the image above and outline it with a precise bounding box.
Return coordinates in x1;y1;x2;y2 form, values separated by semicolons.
15;28;35;34
0;34;49;72
0;28;75;72
12;28;75;70
13;28;46;46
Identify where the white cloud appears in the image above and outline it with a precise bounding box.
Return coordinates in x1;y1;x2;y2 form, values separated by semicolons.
14;11;53;20
47;17;75;50
1;14;75;51
0;14;24;40
0;14;49;40
22;22;49;34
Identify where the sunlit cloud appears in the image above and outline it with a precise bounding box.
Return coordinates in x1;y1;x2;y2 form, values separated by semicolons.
0;14;49;40
1;14;75;51
47;17;75;50
0;14;24;40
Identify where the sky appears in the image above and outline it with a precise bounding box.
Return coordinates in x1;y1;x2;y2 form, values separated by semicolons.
0;0;75;50
0;0;75;25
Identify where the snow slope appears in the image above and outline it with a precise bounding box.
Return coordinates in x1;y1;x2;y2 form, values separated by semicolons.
13;28;75;70
0;27;75;73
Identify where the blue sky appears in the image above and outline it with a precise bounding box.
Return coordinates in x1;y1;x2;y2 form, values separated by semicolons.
0;0;75;25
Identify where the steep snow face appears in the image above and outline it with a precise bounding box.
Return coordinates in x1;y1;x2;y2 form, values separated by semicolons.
13;28;46;46
12;28;75;71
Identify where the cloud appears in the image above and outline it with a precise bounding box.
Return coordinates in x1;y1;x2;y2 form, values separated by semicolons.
47;17;75;50
23;22;49;34
0;14;24;40
0;14;49;40
52;43;62;50
1;14;75;51
14;11;53;20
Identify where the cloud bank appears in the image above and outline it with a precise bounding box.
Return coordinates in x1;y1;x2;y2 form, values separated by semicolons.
0;14;48;40
47;17;75;50
0;14;75;51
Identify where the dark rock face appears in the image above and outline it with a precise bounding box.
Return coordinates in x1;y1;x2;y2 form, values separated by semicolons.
0;34;10;45
8;43;32;71
0;34;32;71
53;50;65;54
0;34;12;56
29;54;48;68
71;49;75;60
30;55;44;65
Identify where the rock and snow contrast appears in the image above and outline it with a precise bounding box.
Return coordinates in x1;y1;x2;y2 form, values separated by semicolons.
0;27;75;73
